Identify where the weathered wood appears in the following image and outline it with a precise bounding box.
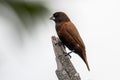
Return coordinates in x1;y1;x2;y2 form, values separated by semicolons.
56;69;71;80
51;36;81;80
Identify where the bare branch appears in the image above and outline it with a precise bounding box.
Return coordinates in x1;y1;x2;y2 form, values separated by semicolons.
51;36;81;80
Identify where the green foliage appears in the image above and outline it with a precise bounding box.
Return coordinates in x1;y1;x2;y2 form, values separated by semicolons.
0;0;50;29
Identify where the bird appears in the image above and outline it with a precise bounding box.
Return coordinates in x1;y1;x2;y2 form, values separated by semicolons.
50;12;90;71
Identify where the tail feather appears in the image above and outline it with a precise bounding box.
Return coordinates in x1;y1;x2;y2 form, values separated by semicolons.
77;52;90;71
84;59;90;71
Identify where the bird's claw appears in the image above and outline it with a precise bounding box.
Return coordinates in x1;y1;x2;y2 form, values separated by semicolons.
64;50;75;58
64;51;73;58
65;53;71;58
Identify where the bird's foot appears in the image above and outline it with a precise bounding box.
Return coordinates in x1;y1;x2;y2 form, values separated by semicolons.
65;51;72;57
65;53;71;58
65;50;75;58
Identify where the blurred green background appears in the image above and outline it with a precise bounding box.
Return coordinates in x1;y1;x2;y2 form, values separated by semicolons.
0;0;50;35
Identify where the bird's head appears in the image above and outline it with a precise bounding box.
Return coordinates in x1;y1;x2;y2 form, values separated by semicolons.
50;12;70;23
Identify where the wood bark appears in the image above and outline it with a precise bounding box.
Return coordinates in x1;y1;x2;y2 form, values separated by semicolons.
51;36;81;80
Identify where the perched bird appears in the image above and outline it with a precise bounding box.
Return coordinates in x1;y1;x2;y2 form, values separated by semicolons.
50;12;90;71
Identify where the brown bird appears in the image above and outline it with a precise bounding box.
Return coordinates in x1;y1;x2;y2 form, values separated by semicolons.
50;12;90;71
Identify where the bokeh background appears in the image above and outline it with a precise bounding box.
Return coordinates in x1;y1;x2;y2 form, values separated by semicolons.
0;0;120;80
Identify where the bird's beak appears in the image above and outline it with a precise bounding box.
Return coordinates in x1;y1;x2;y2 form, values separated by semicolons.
50;16;55;20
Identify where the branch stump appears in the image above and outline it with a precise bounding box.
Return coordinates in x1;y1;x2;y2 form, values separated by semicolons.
51;36;81;80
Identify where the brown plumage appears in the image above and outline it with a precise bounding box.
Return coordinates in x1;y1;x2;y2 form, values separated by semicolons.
50;12;90;71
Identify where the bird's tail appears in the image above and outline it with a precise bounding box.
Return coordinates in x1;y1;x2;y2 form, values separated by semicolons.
77;52;90;71
84;58;90;71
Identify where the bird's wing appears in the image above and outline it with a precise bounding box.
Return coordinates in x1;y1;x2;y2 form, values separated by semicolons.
58;22;90;71
58;22;85;49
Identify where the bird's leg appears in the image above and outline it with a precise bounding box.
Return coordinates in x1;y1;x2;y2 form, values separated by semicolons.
65;50;75;58
65;53;71;58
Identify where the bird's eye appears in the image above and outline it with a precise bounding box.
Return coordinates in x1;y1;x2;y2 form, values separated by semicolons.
54;13;59;17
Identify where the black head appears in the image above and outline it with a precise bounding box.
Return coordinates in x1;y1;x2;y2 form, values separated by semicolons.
50;12;70;23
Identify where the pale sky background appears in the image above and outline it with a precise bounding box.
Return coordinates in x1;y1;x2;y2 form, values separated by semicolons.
0;0;120;80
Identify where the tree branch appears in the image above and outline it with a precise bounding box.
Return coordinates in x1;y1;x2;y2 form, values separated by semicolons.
51;36;81;80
